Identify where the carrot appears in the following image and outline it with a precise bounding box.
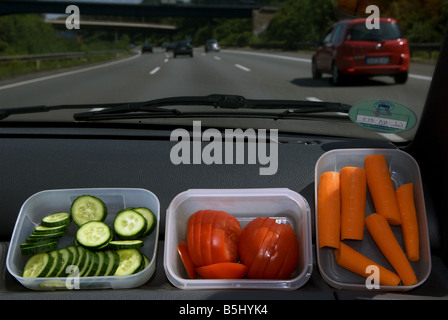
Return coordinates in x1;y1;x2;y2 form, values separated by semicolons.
317;171;341;248
335;242;401;286
396;183;420;261
364;154;401;225
365;213;418;286
340;166;366;240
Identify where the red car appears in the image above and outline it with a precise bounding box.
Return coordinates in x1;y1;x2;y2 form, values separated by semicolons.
312;18;410;85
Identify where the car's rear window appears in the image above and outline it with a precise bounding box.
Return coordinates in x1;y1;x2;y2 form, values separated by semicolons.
347;21;403;41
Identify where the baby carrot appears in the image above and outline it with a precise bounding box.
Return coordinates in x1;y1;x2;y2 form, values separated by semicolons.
335;242;401;286
396;183;420;261
365;213;418;286
317;171;340;249
364;154;401;225
340;166;366;240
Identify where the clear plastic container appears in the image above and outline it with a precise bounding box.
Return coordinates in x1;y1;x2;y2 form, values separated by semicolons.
164;188;313;290
7;188;160;290
315;148;431;291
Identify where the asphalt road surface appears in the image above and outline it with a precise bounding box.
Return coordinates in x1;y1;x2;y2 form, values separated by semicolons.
0;48;434;121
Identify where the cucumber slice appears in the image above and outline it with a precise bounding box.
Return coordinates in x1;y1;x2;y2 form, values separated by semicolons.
114;249;143;276
108;240;144;250
33;224;67;234
113;209;147;240
76;221;112;250
20;241;58;255
46;250;63;277
93;251;109;277
78;247;91;277
104;250;120;276
85;251;100;277
134;207;156;237
55;248;74;277
41;212;71;228
71;195;107;226
142;254;150;270
23;252;54;278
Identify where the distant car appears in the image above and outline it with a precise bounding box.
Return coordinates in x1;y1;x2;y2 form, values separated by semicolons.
312;18;410;85
141;43;153;53
205;39;220;52
173;40;193;58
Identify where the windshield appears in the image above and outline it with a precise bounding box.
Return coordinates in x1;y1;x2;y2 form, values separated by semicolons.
0;0;446;143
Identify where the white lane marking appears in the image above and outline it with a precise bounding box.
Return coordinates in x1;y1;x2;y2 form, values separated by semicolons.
225;50;433;81
164;58;169;63
224;49;311;63
89;108;105;112
409;74;432;81
306;97;323;102
0;51;142;91
213;56;221;60
149;67;160;75
235;64;250;72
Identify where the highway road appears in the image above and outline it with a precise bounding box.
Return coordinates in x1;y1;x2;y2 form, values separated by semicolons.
0;48;434;121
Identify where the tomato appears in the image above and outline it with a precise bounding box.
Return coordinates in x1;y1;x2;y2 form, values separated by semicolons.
195;262;248;279
177;239;197;279
186;210;242;267
239;217;299;280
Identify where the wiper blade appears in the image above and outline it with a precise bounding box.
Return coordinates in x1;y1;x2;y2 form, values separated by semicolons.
72;94;351;121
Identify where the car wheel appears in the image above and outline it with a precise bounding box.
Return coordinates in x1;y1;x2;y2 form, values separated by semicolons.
312;59;322;80
394;72;408;84
331;62;345;86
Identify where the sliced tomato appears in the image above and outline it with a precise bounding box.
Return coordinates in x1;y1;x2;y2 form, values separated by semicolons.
195;262;248;279
187;210;242;267
239;217;299;280
177;239;197;279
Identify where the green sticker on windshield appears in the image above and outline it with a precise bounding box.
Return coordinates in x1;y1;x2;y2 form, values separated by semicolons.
349;100;417;133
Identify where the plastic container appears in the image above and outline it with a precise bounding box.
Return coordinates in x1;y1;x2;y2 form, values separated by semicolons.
164;188;313;290
315;148;431;291
7;188;160;290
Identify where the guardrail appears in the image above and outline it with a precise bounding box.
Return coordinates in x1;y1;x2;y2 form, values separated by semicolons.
0;49;130;70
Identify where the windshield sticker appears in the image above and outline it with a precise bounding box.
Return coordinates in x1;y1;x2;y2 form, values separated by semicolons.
349;100;417;133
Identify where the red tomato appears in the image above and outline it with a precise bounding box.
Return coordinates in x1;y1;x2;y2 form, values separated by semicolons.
195;262;248;279
177;239;197;279
239;217;299;279
187;210;242;267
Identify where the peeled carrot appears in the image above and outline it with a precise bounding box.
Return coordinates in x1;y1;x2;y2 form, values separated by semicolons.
396;183;420;261
340;166;366;240
364;154;401;225
365;213;418;286
335;242;401;286
317;171;340;249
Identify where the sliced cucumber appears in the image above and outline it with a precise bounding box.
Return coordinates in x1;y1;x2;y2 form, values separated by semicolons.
76;221;112;250
93;251;109;277
134;207;156;237
104;250;120;276
113;209;147;240
71;195;107;226
114;248;143;276
46;250;63;277
78;247;91;277
108;240;144;250
20;241;58;255
55;248;74;277
23;252;54;278
41;212;71;228
33;224;68;234
85;251;100;277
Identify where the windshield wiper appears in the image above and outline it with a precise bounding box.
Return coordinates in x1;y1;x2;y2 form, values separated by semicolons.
72;94;351;121
0;94;351;121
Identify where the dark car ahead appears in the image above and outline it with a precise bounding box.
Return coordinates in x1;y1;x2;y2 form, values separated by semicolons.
141;43;153;53
312;18;410;85
173;40;193;58
205;39;220;52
